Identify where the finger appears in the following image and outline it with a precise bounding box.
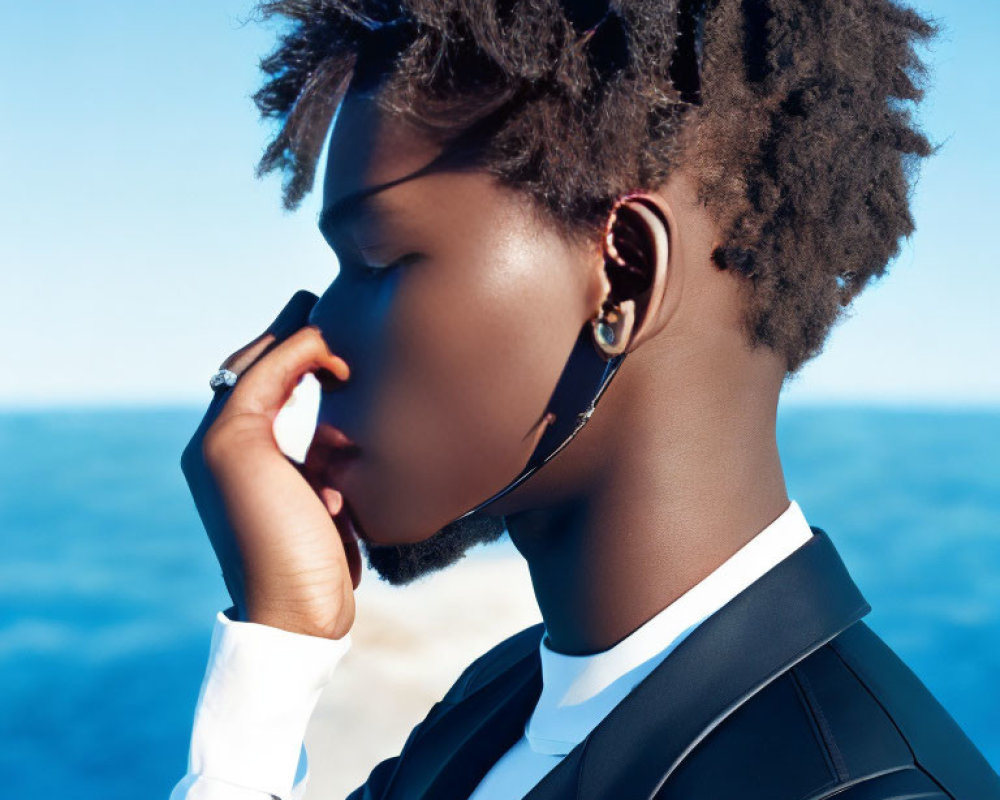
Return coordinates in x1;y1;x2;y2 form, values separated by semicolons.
219;290;320;374
318;485;344;518
226;325;349;419
296;468;361;589
220;332;275;375
329;495;363;591
264;289;319;340
190;380;245;447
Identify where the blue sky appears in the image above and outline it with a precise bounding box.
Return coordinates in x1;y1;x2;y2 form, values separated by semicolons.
0;0;996;408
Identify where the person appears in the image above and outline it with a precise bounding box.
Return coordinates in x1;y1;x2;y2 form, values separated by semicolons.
170;0;1000;798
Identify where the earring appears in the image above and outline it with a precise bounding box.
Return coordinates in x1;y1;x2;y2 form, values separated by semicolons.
592;299;635;357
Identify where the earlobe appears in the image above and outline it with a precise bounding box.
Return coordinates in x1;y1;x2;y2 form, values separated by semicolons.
590;192;671;357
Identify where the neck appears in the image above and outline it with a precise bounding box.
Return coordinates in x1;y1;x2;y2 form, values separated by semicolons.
505;337;790;655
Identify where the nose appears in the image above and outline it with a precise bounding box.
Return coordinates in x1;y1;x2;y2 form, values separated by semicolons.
307;274;360;367
308;272;385;448
308;266;400;383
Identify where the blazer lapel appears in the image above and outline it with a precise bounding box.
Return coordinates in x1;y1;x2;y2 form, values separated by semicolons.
382;640;543;800
522;526;872;800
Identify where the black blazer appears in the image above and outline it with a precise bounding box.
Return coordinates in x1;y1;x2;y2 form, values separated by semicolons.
347;527;1000;799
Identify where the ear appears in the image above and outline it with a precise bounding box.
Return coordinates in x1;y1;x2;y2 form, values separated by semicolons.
591;192;672;356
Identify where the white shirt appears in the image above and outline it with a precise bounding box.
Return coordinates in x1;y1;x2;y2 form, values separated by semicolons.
170;499;814;800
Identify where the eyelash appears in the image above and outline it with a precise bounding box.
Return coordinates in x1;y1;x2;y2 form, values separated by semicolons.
354;254;414;280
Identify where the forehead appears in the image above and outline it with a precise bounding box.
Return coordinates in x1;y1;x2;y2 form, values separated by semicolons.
319;90;554;250
322;91;443;215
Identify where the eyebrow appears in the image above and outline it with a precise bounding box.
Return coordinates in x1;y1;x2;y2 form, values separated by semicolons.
317;186;386;244
318;146;473;243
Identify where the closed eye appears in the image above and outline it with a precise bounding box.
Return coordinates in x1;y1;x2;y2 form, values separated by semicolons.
348;252;419;280
359;262;385;279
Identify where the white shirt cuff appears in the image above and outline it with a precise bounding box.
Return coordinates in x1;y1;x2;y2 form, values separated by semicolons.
185;608;351;799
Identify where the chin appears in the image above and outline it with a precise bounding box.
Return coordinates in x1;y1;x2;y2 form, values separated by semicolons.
359;512;508;586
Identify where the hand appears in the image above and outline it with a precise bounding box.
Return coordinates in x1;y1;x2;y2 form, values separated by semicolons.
180;291;361;640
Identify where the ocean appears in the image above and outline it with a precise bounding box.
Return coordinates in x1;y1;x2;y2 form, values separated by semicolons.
1;407;997;798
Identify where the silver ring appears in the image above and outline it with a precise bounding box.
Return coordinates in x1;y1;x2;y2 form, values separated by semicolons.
209;368;238;392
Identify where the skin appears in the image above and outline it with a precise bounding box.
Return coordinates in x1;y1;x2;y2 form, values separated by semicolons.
184;85;790;653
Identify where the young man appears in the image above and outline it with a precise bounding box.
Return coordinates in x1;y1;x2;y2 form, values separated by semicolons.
172;0;1000;798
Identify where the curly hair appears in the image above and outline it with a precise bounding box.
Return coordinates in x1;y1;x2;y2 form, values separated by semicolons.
250;0;942;375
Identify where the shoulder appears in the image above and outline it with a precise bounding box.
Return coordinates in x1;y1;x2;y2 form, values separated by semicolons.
659;621;1000;800
822;621;1000;798
440;620;545;705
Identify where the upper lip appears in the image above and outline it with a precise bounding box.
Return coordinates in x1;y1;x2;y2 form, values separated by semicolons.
300;422;360;491
312;422;360;454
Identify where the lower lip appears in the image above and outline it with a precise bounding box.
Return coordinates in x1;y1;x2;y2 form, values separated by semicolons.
324;449;358;472
322;452;358;503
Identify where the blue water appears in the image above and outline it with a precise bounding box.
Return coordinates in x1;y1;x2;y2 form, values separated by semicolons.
0;407;997;797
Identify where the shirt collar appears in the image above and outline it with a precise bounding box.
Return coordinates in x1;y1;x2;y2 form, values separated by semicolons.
525;499;814;755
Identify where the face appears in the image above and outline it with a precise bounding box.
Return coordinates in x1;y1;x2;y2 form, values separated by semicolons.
305;89;602;584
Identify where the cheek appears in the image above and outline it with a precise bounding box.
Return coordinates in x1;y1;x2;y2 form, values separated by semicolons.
362;233;586;542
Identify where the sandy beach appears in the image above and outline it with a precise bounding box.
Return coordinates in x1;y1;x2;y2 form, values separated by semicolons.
302;550;542;799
